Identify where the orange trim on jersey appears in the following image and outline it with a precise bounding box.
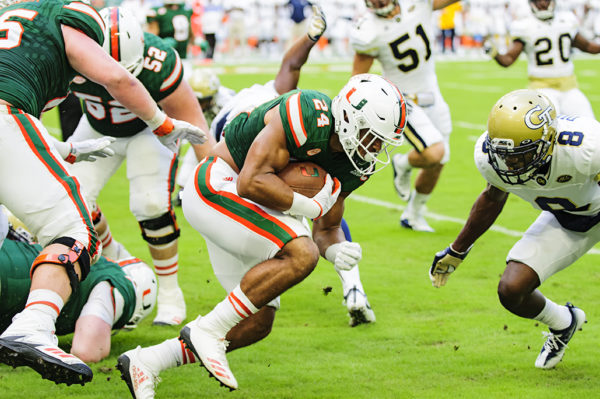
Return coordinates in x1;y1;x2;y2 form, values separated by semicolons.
12;113;97;259
118;258;142;267
285;92;307;148
63;2;106;32
26;301;60;316
109;7;120;62
194;159;297;247
180;339;188;364
160;52;183;92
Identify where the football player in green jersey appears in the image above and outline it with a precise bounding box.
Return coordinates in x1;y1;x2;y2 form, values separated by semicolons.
116;73;407;395
0;0;206;386
68;6;214;327
0;210;157;364
146;0;193;59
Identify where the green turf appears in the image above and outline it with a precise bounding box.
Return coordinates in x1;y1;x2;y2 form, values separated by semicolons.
4;57;600;398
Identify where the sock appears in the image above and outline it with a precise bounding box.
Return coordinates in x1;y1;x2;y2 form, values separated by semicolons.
407;190;430;215
396;152;411;170
200;285;259;337
138;338;196;372
150;248;179;291
337;266;364;295
23;289;64;325
534;298;572;331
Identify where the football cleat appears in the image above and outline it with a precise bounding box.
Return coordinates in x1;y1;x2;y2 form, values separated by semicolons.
392;152;412;201
153;286;186;326
0;315;92;385
535;303;586;369
117;346;160;399
179;318;237;391
344;286;376;327
400;209;434;233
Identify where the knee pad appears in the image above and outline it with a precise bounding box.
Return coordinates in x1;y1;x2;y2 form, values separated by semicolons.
30;237;91;294
138;211;180;246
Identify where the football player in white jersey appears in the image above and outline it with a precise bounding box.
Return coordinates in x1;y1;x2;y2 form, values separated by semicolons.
429;89;598;369
485;0;600;117
351;0;460;232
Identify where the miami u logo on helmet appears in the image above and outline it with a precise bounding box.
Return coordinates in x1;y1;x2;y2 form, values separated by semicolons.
524;105;554;130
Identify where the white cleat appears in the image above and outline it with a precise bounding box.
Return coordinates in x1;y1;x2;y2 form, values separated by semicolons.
392;153;412;201
117;346;160;399
153;286;186;326
0;314;92;385
179;318;238;391
344;286;376;327
400;209;434;233
535;303;586;369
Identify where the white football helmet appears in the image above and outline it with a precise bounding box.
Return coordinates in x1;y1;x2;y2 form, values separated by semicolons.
365;0;399;17
529;0;555;21
486;89;557;185
100;7;145;77
120;258;157;327
331;73;406;175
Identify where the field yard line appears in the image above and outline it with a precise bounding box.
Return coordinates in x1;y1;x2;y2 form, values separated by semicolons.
349;194;600;255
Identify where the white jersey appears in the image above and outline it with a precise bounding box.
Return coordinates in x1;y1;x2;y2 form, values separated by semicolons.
350;0;439;94
210;80;279;141
475;115;600;232
510;11;579;78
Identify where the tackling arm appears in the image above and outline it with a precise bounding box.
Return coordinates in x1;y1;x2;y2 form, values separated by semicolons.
274;35;319;95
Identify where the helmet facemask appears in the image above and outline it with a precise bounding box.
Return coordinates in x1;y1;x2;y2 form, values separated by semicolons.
365;0;399;17
486;128;553;184
529;0;555;21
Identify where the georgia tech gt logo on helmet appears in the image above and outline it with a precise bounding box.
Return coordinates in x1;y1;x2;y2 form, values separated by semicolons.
524;104;554;130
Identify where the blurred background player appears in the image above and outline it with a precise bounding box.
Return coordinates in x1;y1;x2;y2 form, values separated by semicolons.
429;89;596;370
485;0;600;117
351;0;460;232
146;0;193;60
0;209;157;363
68;7;213;327
0;0;204;386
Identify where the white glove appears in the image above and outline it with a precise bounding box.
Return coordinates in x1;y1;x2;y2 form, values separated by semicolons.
483;38;498;59
307;4;327;42
325;241;362;272
53;136;116;163
157;118;208;153
284;174;341;219
429;244;471;288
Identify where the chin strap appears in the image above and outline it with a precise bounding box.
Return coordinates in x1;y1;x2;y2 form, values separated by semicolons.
30;237;90;294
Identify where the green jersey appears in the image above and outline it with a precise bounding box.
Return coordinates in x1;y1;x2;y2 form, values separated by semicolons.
147;4;192;58
0;240;136;335
71;32;183;137
0;0;105;117
224;90;370;193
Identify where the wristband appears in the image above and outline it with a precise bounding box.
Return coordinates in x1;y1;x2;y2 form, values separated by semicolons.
448;243;472;259
144;109;172;136
285;192;320;219
325;242;344;263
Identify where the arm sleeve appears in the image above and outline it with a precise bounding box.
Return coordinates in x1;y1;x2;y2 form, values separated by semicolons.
78;281;124;327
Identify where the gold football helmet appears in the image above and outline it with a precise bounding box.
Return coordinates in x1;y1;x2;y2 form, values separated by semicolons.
486;89;557;185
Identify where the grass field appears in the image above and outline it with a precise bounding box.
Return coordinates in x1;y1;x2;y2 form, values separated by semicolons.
2;56;600;398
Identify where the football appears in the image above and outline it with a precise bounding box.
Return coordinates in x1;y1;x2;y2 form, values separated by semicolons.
277;161;327;198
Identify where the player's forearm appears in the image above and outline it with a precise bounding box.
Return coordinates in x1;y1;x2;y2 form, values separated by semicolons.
352;53;374;76
274;36;316;94
452;188;507;253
